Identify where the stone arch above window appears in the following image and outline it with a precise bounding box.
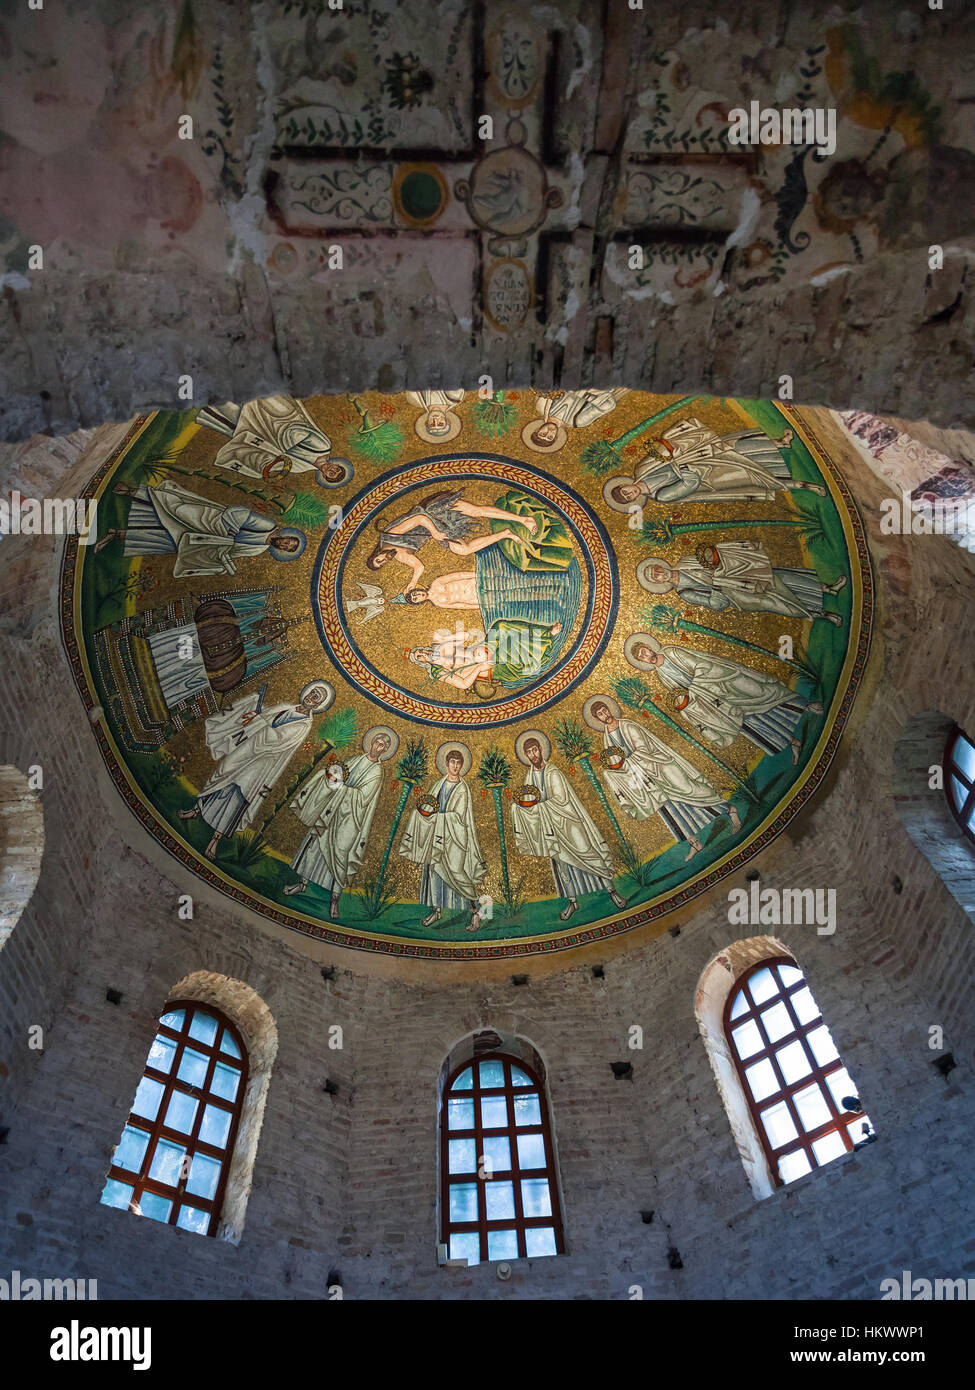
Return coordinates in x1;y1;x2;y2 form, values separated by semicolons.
697;939;871;1200
0;764;44;951
893;711;975;922
438;1030;565;1267
101;971;277;1245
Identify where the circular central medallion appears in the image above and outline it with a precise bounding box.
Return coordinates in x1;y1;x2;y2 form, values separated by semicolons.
312;454;619;728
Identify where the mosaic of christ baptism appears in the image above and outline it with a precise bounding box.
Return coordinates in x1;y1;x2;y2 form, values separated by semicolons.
62;388;872;960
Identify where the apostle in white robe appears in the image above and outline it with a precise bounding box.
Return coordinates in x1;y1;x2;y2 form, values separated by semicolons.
522;388;628;452
283;729;394;918
406;389;465;443
94;478;306;576
637;540;846;626
177;680;334;859
624;634;823;764
196;395;352;487
510;733;626;921
588;698;740;861
399;745;486;931
602;417;827;511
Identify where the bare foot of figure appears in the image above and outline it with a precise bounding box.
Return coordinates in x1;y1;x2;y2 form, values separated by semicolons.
466;911;481;932
806;701;823;715
790;739;801;765
282;881;306;897
825;576;847;594
177;806;199;820
422;908;442;927
205;835;221;861
609;889;628;908
113;483;139;497
93;529;122;554
329;893;341;921
824;612;844;626
729;805;742;833
777;429;794;448
795;482;827;495
683;837;703;862
559;898;579;921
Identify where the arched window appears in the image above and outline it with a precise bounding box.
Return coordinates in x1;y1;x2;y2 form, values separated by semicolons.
100;1000;247;1235
440;1051;565;1266
945;727;975;846
725;957;873;1187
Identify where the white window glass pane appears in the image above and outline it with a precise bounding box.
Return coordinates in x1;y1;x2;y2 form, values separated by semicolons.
480;1096;508;1129
760;1001;793;1044
160;1009;185;1030
951;735;975;782
219;1029;241;1059
482;1136;511;1172
812;1130;847;1166
521;1178;552;1217
776;1039;813;1085
177;1047;209;1089
114;1125;150;1173
448;1139;476;1174
516;1133;546;1169
760;1101;798;1150
514;1093;541;1127
525;1226;557;1258
448;1182;478;1222
452;1067;474;1091
824;1067;857;1112
729;989;749;1020
100;1178;134;1211
147;1035;176;1074
778;1150;812;1184
748;967;778;1006
210;1061;240;1103
790;987;819;1025
479;1060;505;1089
131;1076;165;1122
793;1083;832;1133
777;963;803;987
186;1152;221;1201
487;1228;518;1261
732;1019;763;1060
176;1205;210;1235
510;1066;533;1087
200;1104;232;1148
744;1057;778;1103
447;1098;474;1130
806;1025;839;1068
138;1191;172;1224
449;1232;480;1266
188;1011;219;1046
148;1137;186;1186
485;1181;515;1220
853;1115;875;1144
950;775;969;813
164;1091;199;1136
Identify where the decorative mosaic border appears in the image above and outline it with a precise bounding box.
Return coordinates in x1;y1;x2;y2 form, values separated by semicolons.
60;406;874;962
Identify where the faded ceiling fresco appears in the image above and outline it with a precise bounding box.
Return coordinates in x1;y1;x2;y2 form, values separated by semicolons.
61;389;872;960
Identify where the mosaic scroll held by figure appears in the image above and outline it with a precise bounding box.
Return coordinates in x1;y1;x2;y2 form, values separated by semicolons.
64;389;871;961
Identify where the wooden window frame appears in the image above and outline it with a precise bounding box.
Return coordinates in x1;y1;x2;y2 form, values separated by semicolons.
104;1000;248;1236
944;727;975;847
723;957;863;1189
439;1051;565;1264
